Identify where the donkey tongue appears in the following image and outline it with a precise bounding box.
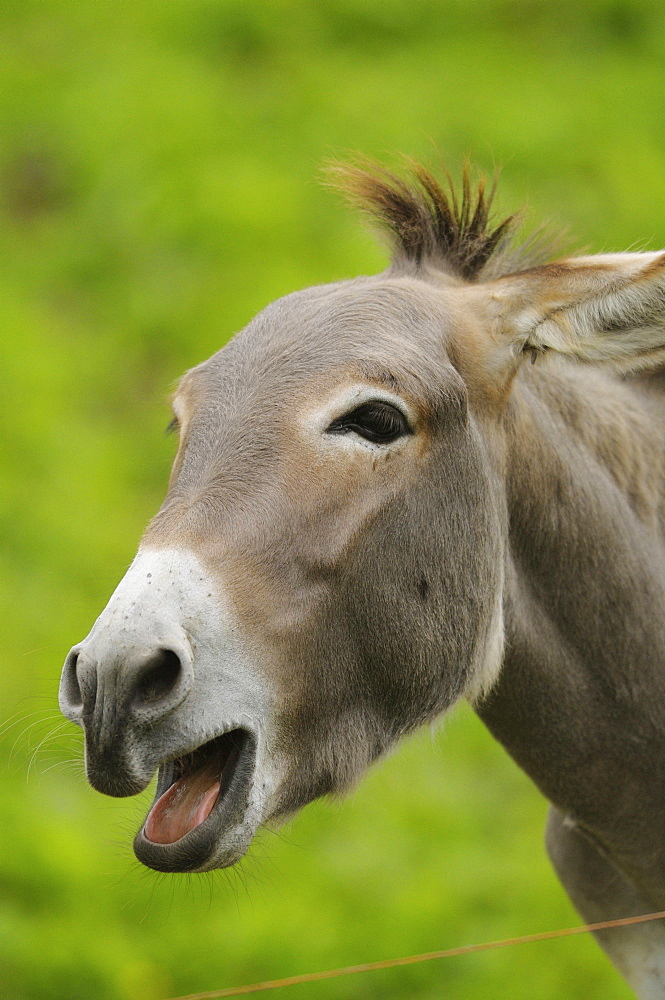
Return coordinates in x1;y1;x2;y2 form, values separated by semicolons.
145;769;221;844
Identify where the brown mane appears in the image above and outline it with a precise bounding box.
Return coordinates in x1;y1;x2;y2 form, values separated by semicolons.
327;158;560;281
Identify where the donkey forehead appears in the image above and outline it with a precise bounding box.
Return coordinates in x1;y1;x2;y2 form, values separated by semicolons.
174;276;465;420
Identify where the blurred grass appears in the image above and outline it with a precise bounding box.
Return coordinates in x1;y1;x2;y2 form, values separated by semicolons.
3;1;665;997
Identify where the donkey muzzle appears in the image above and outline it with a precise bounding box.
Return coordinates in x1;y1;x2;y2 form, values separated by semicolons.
60;637;194;795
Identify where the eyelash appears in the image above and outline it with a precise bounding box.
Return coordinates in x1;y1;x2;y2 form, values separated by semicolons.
165;417;179;436
326;400;411;444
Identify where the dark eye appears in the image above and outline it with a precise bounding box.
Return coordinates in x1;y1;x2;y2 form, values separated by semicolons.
165;416;179;436
326;401;411;444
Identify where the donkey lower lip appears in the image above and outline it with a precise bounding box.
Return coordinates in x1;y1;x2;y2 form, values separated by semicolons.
134;728;256;873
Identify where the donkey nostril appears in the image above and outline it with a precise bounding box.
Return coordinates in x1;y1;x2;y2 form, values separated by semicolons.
134;649;183;706
62;650;83;708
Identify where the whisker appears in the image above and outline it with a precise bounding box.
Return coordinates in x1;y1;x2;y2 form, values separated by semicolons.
27;722;75;778
40;758;84;773
0;708;63;739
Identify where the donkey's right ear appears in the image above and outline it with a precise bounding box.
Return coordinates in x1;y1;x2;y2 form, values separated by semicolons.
481;251;665;380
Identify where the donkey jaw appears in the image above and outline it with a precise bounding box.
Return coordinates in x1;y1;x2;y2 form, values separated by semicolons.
135;727;258;873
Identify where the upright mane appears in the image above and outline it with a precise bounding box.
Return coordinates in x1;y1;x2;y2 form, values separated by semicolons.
328;158;560;281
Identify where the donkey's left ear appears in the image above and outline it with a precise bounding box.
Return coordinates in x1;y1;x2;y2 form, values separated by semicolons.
487;251;665;375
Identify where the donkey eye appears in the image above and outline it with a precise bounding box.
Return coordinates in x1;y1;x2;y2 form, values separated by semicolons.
326;401;411;444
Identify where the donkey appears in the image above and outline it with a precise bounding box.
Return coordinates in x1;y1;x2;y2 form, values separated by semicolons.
60;161;665;998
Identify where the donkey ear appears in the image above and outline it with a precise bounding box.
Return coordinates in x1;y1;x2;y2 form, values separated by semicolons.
487;251;665;375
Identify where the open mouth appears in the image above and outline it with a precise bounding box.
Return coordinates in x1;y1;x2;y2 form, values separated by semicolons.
134;728;256;872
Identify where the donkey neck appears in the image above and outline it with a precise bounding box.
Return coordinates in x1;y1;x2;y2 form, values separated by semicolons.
475;362;665;878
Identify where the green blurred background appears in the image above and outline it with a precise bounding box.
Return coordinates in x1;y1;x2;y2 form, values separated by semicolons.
2;2;664;997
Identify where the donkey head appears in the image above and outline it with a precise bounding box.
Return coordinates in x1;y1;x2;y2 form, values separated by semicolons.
59;163;665;872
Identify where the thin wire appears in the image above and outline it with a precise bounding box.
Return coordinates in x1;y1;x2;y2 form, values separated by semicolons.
164;909;665;1000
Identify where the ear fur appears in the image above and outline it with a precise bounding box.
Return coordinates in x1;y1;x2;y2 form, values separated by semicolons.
488;251;665;375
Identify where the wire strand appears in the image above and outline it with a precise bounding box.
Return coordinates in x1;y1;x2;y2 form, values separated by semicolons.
163;909;665;999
